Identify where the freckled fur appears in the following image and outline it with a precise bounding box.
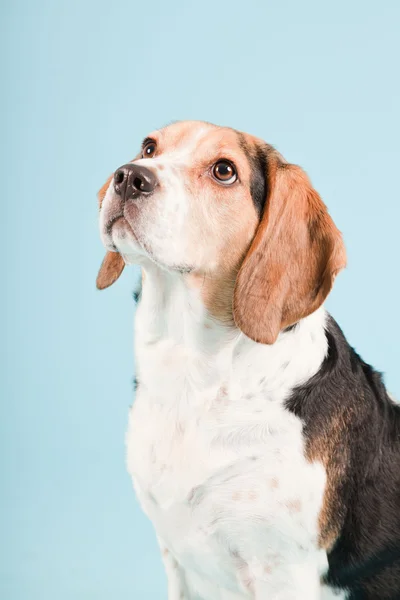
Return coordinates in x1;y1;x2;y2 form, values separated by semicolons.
127;266;331;599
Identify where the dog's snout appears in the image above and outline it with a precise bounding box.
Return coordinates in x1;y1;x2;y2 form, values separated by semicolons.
113;164;158;202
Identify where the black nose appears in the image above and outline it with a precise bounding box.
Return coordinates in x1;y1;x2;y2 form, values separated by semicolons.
113;163;158;202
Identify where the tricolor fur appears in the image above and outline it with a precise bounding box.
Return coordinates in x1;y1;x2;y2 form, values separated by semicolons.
97;121;400;599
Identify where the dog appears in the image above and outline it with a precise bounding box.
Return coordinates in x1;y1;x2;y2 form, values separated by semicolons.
96;121;400;599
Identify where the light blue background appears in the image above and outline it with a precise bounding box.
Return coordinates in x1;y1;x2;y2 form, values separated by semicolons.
2;1;399;598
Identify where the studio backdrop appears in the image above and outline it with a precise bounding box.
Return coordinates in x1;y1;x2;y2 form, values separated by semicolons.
2;1;399;598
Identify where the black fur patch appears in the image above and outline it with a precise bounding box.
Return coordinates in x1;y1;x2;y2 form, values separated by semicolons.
286;316;400;598
236;132;268;216
249;145;268;216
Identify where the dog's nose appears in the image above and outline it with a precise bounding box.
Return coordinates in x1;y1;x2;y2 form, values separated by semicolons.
113;163;158;202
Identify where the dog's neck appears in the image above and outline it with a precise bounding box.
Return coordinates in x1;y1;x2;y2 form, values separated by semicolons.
134;262;328;406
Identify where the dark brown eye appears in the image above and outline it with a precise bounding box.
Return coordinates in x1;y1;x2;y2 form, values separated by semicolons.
212;160;237;184
142;141;156;158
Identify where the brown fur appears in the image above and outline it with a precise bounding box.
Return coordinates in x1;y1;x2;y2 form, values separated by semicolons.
307;410;351;549
233;152;346;344
96;251;125;290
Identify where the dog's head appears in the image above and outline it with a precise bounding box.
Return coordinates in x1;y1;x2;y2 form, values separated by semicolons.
97;120;346;344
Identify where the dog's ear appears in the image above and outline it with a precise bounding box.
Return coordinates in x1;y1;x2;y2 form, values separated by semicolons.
96;251;125;290
233;152;346;344
96;174;125;290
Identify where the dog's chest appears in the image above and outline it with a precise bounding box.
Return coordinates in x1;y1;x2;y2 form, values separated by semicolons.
126;334;328;595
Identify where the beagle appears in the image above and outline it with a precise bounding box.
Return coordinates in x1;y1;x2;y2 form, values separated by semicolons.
97;121;400;599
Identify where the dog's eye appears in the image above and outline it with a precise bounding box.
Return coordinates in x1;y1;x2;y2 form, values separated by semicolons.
142;141;156;158
212;160;237;185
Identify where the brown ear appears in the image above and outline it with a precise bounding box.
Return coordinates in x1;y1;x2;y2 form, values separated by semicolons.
96;251;125;290
233;154;346;344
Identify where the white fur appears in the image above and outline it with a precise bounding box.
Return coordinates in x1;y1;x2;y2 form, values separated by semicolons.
125;261;347;599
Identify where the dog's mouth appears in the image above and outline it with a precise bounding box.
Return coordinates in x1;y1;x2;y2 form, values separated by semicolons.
105;213;125;236
104;214;123;252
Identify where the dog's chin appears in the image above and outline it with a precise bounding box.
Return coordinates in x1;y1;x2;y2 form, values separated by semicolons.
103;217;141;256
